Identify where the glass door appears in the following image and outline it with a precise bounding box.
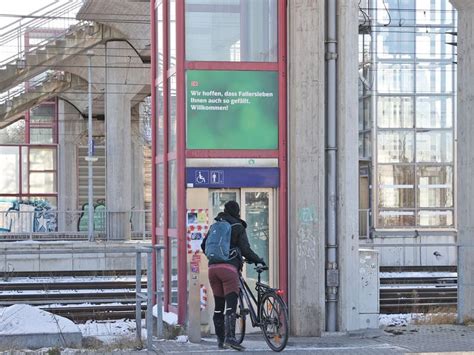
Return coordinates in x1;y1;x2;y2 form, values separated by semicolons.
209;189;240;222
241;188;276;288
208;188;277;288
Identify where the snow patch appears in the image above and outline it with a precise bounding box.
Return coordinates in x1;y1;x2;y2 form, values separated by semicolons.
379;313;421;327
152;305;178;325
0;304;80;335
78;319;144;344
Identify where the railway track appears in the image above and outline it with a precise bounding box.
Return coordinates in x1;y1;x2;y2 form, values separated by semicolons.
0;275;149;322
380;268;458;314
0;268;459;319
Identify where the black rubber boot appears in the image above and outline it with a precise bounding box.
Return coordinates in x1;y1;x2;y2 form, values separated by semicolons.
213;313;226;349
224;313;245;351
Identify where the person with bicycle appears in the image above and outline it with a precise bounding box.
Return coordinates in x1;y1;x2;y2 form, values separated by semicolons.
201;200;265;351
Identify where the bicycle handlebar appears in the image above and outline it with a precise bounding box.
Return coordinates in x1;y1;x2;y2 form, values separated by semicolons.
243;259;268;272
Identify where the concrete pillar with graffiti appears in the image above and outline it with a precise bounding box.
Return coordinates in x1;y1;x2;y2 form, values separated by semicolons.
58;100;86;232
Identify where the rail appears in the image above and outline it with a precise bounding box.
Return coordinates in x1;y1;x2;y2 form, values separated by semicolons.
0;209;152;240
0;245;165;350
0;70;57;105
380;271;457;314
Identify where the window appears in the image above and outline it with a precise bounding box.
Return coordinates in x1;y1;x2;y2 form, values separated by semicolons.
377;63;414;93
377;96;414;128
377;131;414;163
416;29;452;60
416;62;453;93
29;103;56;143
157;163;165;228
377;28;415;60
185;0;277;62
416;131;453;163
0;146;20;194
417;166;453;208
378;165;415;208
170;237;178;305
157;82;165;155
416;96;453;128
371;0;456;229
168;75;177;153
156;1;164;79
0;120;26;144
168;160;177;228
169;0;176;68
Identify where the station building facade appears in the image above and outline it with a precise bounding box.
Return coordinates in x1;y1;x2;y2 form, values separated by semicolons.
0;0;464;335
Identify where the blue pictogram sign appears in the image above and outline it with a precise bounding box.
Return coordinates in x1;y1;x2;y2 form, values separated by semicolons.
187;167;279;188
195;170;209;184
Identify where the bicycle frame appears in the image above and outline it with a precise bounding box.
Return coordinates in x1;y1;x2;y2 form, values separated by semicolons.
238;269;274;328
237;263;289;352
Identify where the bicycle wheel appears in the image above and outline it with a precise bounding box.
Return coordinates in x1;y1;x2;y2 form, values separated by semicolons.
235;293;246;344
259;292;289;352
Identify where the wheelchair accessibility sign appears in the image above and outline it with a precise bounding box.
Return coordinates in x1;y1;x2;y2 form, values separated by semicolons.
195;170;209;184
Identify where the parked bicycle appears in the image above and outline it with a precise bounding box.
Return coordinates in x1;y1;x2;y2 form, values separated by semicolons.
235;260;289;352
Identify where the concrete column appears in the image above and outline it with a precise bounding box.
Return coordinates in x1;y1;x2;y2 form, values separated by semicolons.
288;0;326;336
58;99;85;232
336;0;360;331
450;0;474;323
105;41;133;241
131;111;145;234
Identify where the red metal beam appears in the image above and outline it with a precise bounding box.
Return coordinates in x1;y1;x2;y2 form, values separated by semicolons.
176;0;187;324
163;0;171;312
186;61;279;71
278;0;288;301
186;150;279;159
150;0;158;300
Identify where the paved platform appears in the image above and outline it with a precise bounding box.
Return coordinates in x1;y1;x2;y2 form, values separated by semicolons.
152;325;474;354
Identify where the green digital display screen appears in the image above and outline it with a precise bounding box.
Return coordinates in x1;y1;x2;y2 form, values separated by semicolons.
186;70;278;149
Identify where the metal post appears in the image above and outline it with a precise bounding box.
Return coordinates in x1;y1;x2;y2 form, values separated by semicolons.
155;246;163;338
86;50;96;242
143;211;146;241
325;0;339;332
146;252;153;349
136;251;142;343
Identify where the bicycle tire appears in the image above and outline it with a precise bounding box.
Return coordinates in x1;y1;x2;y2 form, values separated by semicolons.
235;293;246;344
259;292;289;352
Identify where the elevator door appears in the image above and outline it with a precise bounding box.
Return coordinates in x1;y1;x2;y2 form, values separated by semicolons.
209;188;276;288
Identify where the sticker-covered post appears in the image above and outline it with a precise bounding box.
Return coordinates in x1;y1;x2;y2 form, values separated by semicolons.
188;253;201;343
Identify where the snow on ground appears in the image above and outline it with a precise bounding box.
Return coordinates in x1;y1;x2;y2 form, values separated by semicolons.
379;313;421;326
0;304;80;335
78;319;144;344
380;272;457;278
0;304;176;346
153;305;178;325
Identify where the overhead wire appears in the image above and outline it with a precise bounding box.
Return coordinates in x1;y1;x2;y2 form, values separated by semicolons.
382;0;392;26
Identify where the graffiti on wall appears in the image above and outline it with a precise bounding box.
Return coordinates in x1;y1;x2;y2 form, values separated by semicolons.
0;199;57;233
77;200;106;232
296;206;318;270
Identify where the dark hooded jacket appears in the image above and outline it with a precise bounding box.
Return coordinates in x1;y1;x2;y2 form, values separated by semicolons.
201;211;262;270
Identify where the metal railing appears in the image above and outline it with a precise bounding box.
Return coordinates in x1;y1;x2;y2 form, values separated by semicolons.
0;244;165;350
0;209;152;240
0;1;83;68
0;70;58;105
136;245;164;349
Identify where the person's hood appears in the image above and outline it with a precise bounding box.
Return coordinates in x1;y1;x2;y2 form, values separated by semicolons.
215;211;247;228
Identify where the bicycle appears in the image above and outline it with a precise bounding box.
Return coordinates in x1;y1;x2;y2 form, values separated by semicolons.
235;260;289;352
